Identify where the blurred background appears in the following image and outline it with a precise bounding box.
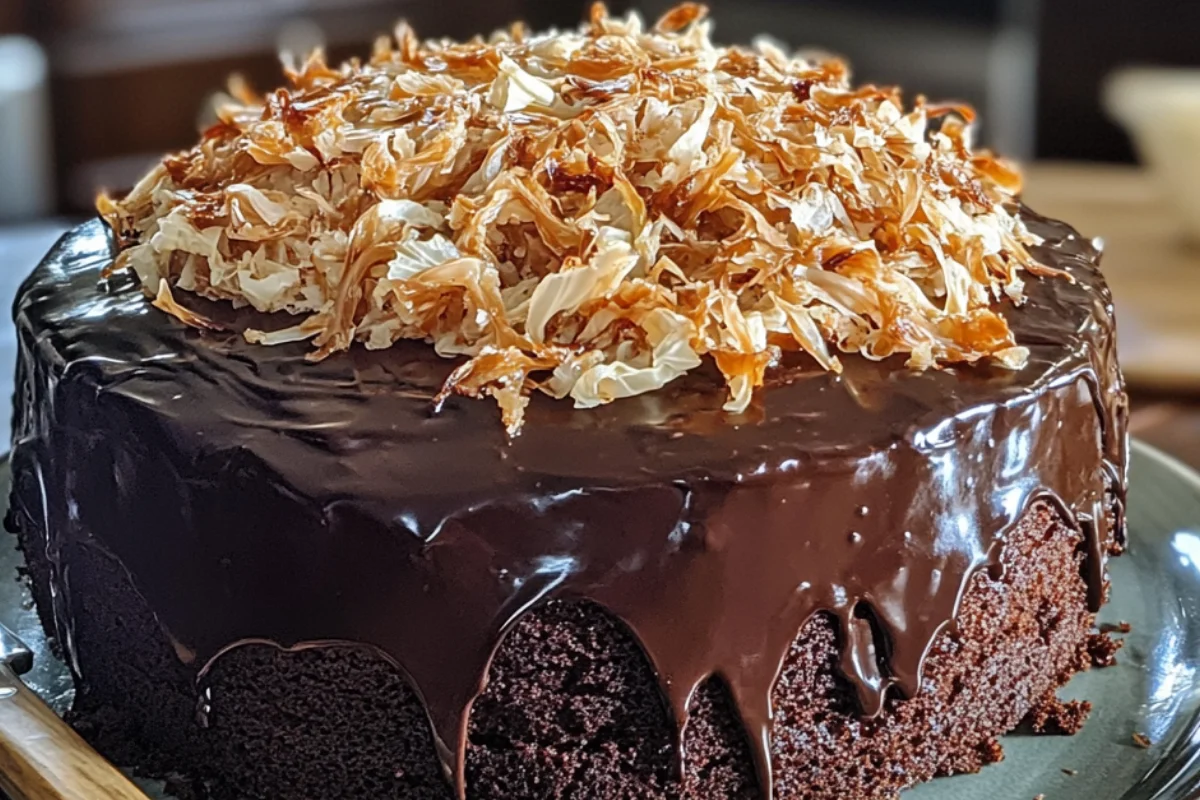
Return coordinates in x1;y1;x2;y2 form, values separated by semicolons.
0;0;1198;459
0;0;1183;214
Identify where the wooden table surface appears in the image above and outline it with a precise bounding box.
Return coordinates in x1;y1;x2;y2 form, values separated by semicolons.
1024;163;1200;470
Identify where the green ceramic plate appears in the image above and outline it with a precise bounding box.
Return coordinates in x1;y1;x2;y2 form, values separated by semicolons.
1;440;1198;799
910;440;1200;800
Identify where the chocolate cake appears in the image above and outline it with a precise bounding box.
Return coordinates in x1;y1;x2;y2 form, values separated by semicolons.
7;6;1126;799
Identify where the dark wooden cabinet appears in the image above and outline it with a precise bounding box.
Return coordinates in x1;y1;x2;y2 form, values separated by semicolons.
1037;0;1200;163
0;0;32;35
20;0;1200;212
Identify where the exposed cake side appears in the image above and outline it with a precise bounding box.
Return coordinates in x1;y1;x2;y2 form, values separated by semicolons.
7;210;1125;798
9;501;1097;799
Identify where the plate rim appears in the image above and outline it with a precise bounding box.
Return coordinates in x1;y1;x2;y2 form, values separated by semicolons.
1132;437;1200;492
1122;439;1200;800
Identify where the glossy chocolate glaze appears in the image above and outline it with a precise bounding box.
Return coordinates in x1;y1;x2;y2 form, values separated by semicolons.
9;213;1126;799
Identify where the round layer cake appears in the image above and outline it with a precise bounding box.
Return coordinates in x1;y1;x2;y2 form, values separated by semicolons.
8;7;1126;800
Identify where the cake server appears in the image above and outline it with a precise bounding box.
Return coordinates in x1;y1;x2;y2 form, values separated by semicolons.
0;619;148;799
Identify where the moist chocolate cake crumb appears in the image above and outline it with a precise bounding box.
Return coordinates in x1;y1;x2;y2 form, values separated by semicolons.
1088;632;1124;667
1100;621;1132;634
10;497;1103;799
1132;733;1151;749
1028;697;1092;735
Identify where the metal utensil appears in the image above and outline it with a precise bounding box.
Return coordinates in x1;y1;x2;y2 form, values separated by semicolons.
0;620;148;799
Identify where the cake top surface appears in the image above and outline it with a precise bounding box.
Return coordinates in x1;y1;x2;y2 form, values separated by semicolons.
98;2;1058;433
22;213;1109;505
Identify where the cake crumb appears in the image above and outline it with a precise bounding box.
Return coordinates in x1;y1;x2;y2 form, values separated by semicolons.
1132;732;1151;749
1100;620;1132;634
1088;631;1124;667
1029;697;1091;735
980;738;1005;765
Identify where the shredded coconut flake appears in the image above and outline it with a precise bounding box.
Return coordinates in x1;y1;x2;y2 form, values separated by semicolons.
99;3;1051;434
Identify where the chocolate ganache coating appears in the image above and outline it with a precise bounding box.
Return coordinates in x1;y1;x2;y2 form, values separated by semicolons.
10;210;1126;798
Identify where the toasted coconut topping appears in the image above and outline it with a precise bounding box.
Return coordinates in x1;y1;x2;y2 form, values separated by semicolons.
99;3;1049;435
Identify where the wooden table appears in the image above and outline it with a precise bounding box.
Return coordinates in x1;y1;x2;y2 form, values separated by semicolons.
1024;163;1200;470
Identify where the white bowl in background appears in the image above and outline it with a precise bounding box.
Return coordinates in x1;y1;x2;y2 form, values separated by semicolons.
1104;66;1200;243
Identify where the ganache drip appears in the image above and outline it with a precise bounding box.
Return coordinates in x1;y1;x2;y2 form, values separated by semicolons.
8;211;1126;799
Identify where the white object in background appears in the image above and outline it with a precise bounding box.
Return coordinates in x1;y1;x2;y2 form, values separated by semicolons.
1104;67;1200;244
0;36;53;221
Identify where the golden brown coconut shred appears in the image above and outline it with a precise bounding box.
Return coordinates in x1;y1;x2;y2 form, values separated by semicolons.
98;2;1055;435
